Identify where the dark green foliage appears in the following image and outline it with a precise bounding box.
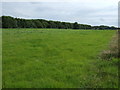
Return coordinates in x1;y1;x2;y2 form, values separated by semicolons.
33;20;43;28
0;17;2;28
16;19;26;28
2;16;17;28
25;20;36;28
92;25;117;30
73;22;79;29
1;16;117;30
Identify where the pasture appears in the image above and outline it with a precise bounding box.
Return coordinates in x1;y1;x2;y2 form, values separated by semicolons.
2;29;118;88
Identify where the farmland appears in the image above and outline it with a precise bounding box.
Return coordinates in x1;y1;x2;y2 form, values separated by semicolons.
2;29;118;88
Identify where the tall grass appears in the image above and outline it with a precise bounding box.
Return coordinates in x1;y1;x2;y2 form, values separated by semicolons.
100;31;118;60
2;29;118;88
118;30;120;58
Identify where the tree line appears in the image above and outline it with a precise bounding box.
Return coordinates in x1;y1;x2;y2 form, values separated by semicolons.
0;16;117;30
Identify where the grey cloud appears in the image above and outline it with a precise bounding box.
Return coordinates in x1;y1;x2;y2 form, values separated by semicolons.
2;1;118;26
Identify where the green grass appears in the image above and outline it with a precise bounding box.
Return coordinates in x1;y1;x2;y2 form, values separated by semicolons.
2;29;118;88
0;29;2;89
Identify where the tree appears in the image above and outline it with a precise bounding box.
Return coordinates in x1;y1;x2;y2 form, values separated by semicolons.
25;20;36;28
0;17;2;28
2;16;17;28
33;20;43;28
73;22;79;29
1;16;117;30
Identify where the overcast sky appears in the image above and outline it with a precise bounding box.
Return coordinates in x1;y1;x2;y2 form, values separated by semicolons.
1;0;119;26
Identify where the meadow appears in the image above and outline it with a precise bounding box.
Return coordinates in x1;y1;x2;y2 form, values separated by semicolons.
0;29;2;89
2;29;118;88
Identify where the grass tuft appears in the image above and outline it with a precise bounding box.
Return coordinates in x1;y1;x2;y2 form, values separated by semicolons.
99;32;118;60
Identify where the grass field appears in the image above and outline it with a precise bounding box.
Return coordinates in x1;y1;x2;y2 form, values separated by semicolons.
0;29;2;89
2;29;118;88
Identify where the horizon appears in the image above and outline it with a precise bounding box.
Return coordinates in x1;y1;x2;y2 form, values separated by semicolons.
1;15;117;27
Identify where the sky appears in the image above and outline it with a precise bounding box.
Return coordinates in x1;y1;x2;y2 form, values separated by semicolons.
1;0;119;27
